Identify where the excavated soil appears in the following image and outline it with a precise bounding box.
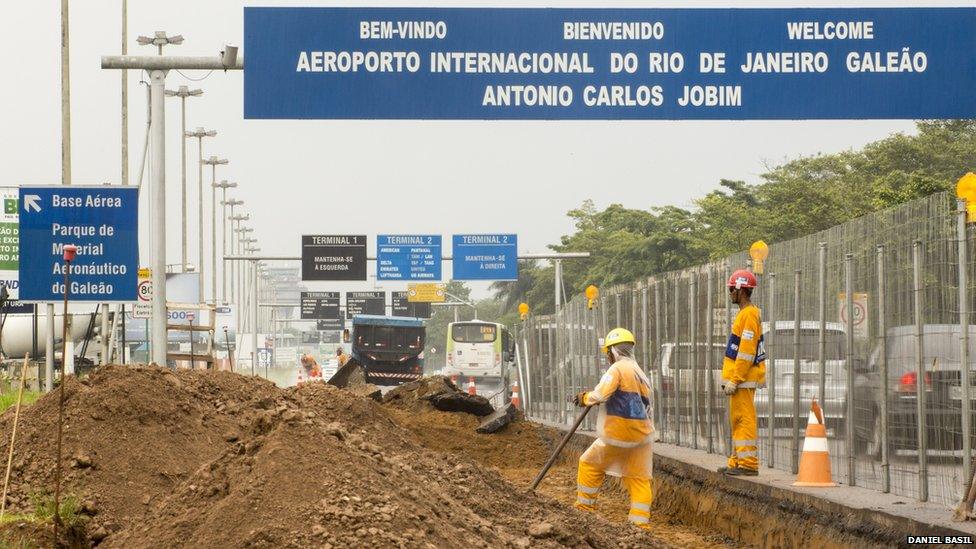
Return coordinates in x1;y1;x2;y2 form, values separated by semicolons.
0;366;669;547
382;398;738;549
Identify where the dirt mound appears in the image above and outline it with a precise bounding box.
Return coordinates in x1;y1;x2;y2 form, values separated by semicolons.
384;405;736;549
384;375;494;416
0;367;661;547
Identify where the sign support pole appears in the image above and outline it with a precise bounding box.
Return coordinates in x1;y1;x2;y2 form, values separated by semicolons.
252;260;259;376
149;69;168;366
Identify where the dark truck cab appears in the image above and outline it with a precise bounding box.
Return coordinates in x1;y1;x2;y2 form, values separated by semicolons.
351;315;426;386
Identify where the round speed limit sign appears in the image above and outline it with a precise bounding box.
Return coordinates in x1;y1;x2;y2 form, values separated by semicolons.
138;280;152;301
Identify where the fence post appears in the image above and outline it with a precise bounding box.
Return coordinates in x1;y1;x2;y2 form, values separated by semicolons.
706;267;715;454
691;273;700;450
792;270;802;475
958;200;972;493
877;244;890;493
654;281;664;438
912;240;929;502
845;253;856;487
818;242;828;403
544;321;552;423
615;292;622;328
536;322;552;421
767;272;776;469
674;277;682;446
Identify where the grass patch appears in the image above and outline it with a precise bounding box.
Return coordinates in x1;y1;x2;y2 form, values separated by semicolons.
0;392;40;416
29;493;83;528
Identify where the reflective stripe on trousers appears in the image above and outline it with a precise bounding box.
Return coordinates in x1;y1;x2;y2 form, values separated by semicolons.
728;387;759;471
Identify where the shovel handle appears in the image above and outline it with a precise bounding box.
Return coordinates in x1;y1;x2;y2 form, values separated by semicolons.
529;405;592;491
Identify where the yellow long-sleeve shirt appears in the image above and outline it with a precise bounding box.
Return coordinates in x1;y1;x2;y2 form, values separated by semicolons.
721;304;767;388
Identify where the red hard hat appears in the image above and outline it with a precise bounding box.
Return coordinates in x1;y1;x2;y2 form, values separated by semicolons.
727;269;757;289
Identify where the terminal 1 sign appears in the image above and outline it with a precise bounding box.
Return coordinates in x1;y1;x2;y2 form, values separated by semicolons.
244;7;976;120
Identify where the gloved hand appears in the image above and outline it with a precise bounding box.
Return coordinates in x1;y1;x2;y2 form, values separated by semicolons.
723;382;738;396
572;392;587;407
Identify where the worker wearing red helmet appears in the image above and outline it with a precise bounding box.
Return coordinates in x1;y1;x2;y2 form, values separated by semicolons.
720;269;767;476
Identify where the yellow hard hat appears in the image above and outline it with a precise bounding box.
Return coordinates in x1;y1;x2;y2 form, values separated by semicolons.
601;327;636;353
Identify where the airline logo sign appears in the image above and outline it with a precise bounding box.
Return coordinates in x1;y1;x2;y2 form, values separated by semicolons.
377;234;441;280
346;291;386;318
407;283;445;303
301;291;341;320
452;234;517;281
244;8;976;120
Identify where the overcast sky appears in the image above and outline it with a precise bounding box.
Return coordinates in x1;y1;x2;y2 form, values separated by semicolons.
2;0;960;300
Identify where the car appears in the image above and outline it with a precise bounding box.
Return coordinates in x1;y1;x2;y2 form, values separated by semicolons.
756;321;849;433
852;324;976;458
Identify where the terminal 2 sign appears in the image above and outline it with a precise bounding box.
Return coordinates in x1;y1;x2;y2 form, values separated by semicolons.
244;7;976;120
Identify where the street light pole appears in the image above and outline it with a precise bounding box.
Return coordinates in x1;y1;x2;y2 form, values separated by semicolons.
220;194;243;303
164;86;202;271
102;33;240;367
201;156;227;304
185;127;216;303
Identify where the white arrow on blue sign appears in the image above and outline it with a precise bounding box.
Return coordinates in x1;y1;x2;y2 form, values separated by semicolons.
18;186;139;302
452;234;517;281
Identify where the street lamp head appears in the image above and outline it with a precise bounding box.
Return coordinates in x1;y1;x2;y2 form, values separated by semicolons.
185;127;216;138
137;31;184;54
166;86;204;98
202;156;229;166
222;198;244;206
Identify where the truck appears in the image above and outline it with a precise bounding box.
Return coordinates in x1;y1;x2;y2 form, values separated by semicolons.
344;315;426;386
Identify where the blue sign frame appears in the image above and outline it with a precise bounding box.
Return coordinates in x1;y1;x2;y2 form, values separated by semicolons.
244;7;976;120
19;186;138;302
377;234;442;280
452;234;517;281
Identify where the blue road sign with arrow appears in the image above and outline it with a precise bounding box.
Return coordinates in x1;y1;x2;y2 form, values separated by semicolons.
19;186;139;302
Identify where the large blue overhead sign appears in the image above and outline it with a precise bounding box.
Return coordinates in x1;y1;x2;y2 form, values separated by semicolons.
377;234;442;280
19;186;138;302
453;234;517;281
243;7;976;120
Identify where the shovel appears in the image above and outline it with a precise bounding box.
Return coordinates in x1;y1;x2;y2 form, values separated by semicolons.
529;405;592;491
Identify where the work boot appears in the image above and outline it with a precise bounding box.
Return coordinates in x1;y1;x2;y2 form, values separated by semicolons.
716;466;728;473
724;467;758;477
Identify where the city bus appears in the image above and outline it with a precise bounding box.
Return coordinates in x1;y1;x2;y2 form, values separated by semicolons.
444;321;515;404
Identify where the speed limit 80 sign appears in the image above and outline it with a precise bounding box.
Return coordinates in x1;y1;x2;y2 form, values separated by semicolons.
133;268;152;319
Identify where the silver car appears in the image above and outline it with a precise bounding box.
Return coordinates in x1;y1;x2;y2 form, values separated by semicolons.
756;321;848;432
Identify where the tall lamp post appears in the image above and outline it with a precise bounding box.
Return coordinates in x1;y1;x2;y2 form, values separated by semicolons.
185;127;216;302
133;30;183;366
201;156;228;304
164;86;202;271
220;195;243;304
235;227;255;319
229;216;250;320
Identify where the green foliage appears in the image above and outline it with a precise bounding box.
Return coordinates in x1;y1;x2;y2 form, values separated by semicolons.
502;120;976;313
0;392;40;416
29;492;83;528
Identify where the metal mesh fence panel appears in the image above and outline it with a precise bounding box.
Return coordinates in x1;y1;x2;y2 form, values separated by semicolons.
517;191;975;508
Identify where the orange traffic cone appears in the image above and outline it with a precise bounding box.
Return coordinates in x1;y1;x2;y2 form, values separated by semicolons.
510;380;521;409
793;399;837;487
467;377;477;396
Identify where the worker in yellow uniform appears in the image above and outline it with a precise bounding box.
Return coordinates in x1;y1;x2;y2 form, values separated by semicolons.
336;347;349;367
720;269;767;476
573;328;654;529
